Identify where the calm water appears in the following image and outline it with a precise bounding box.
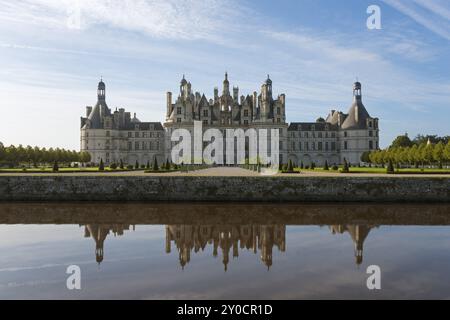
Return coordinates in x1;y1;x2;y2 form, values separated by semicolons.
0;203;450;299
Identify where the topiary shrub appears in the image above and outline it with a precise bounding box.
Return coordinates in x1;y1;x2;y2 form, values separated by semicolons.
119;159;124;170
135;160;139;170
323;160;329;171
341;158;349;173
110;163;117;170
332;164;338;171
99;158;105;171
52;161;59;172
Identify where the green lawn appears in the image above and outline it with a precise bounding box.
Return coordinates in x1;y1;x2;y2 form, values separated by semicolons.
296;167;450;174
0;167;137;173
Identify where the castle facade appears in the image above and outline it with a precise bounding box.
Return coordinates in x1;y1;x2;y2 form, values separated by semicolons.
80;74;379;166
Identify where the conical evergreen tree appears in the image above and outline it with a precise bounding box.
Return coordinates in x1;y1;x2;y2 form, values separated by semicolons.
119;159;124;169
324;160;329;170
341;158;349;173
52;160;59;172
152;157;159;171
135;160;139;170
99;158;104;171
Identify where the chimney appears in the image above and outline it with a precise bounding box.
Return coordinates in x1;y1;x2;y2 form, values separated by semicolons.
166;92;172;118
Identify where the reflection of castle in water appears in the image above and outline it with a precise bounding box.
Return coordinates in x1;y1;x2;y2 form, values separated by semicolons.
165;225;286;270
80;223;377;268
329;224;378;265
81;224;135;264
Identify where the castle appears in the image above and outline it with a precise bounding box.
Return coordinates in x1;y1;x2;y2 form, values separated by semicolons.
80;74;379;166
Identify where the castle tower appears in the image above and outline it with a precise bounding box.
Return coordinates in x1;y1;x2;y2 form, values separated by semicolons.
223;72;230;96
97;78;106;102
166;92;172;119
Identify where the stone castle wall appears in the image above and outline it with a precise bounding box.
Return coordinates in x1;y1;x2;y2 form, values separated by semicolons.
0;176;448;202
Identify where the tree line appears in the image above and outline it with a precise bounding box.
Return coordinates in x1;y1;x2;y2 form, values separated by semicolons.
362;134;450;168
0;143;91;168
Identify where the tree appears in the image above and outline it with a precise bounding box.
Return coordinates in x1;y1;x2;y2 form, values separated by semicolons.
445;141;450;165
99;158;105;171
300;161;304;169
341;158;349;173
287;159;294;173
119;159;124;169
360;151;371;164
135;160;139;170
323;160;329;170
152;157;159;171
386;159;394;174
146;160;150;170
165;158;171;171
390;134;413;148
52;160;59;172
433;142;445;169
0;142;5;163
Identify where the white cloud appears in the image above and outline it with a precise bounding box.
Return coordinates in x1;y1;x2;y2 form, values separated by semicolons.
383;0;450;41
0;0;242;41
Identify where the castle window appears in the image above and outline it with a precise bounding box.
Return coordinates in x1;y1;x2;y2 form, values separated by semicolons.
128;142;132;150
106;131;110;137
244;109;249;117
325;142;329;151
331;132;336;138
135;142;139;150
128;132;132;138
305;142;309;151
331;142;336;151
86;132;89;137
318;142;322;151
344;131;348;138
177;107;182;115
318;132;322;138
292;142;296;151
135;132;139;138
312;142;315;150
244;120;248;125
304;132;308;138
369;141;373;150
277;107;281;115
299;142;302;151
203;109;208;117
203;120;208;125
369;130;373;137
143;132;148;138
344;141;348;150
369;121;373;128
277;118;281;123
325;132;328;138
177;118;182;123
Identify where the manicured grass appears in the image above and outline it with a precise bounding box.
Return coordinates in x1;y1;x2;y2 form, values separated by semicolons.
297;167;450;174
0;167;137;173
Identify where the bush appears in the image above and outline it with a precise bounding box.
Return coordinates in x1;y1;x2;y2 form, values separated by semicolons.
110;163;117;170
332;164;338;171
140;164;146;169
323;160;329;170
341;158;349;173
152;157;159;171
119;159;124;170
287;159;294;173
99;159;105;171
135;160;139;170
52;161;59;172
126;165;134;170
300;161;304;169
311;162;316;170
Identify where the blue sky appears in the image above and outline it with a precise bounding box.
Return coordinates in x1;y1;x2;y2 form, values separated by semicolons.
0;0;449;150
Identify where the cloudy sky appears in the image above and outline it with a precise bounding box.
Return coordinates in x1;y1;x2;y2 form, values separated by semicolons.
0;0;449;150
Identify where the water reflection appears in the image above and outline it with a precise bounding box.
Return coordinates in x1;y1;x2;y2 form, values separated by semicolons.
0;203;448;270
